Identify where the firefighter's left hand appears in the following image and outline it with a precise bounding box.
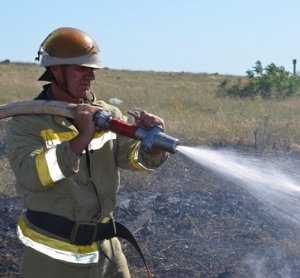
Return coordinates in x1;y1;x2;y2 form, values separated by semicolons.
129;109;166;154
129;110;165;130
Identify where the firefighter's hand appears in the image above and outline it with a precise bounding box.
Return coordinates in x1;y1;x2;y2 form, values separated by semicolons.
73;104;101;135
129;109;166;154
70;104;101;154
129;110;165;130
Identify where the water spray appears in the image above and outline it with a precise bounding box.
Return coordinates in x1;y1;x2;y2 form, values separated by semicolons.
177;145;300;227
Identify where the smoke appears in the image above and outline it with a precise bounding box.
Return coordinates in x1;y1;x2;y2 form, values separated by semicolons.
243;247;292;278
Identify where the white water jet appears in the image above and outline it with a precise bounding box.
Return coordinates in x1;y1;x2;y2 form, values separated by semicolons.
177;145;300;226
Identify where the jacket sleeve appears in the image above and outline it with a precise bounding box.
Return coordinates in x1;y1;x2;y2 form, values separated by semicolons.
115;136;168;171
108;106;168;171
6;116;80;192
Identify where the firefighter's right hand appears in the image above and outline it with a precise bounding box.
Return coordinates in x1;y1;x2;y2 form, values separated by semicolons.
73;104;101;136
70;104;102;154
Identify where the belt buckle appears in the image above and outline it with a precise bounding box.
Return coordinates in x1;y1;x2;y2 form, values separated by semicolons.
70;222;98;245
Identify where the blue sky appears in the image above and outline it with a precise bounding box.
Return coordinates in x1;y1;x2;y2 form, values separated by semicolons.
1;0;299;75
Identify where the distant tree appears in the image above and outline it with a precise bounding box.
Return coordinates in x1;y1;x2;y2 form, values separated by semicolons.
219;60;300;98
0;59;10;64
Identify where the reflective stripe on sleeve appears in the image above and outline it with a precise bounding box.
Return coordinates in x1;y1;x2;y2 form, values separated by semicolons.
88;131;116;151
45;148;65;182
41;129;78;148
41;129;116;153
35;148;65;186
17;217;99;264
128;142;149;171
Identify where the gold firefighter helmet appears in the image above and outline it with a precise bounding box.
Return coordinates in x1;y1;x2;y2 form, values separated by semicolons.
36;27;101;81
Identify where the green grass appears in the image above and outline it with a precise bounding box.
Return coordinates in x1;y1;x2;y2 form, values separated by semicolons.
1;63;300;150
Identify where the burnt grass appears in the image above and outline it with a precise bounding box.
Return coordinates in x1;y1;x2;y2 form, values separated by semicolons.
2;151;300;277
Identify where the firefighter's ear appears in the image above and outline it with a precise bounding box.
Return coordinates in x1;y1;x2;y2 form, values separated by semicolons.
48;66;59;81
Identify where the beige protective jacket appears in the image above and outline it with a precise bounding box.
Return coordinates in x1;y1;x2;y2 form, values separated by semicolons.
6;98;167;264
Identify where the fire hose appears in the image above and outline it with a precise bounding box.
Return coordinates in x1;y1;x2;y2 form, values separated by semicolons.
0;100;180;153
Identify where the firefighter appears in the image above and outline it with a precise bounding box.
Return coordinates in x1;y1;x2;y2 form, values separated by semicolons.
6;27;168;278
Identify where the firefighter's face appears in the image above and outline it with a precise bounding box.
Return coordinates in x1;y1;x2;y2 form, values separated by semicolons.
54;65;95;99
64;65;95;99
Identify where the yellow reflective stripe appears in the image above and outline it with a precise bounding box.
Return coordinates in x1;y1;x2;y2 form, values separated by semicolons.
35;150;53;187
35;148;65;186
88;131;116;151
94;131;105;138
45;148;65;182
18;216;98;253
17;216;99;264
56;130;79;141
41;129;78;148
128;142;149;171
40;129;116;151
37;129;79;186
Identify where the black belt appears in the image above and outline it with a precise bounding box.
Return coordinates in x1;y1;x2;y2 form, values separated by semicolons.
25;210;152;278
